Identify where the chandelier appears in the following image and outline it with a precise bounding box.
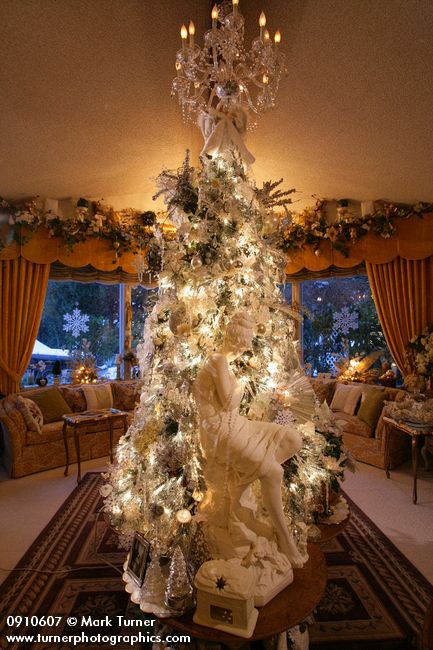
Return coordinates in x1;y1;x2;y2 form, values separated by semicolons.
172;0;285;130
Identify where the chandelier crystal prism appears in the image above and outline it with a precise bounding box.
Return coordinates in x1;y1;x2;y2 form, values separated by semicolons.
172;0;286;129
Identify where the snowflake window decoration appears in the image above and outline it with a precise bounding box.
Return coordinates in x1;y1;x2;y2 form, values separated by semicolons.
63;307;90;338
332;307;359;336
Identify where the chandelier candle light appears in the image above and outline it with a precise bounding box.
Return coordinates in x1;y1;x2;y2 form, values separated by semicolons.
173;0;285;131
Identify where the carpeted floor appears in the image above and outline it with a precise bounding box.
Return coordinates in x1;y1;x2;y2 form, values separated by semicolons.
0;472;432;650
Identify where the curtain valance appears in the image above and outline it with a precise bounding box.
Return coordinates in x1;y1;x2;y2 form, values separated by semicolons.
0;230;139;274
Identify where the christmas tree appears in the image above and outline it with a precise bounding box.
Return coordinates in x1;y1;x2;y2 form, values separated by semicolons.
103;0;350;605
165;546;193;613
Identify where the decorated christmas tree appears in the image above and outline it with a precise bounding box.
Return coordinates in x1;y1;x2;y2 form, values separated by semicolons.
103;0;350;610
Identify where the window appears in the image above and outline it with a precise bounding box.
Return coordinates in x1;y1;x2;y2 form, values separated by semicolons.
25;281;120;385
301;276;391;376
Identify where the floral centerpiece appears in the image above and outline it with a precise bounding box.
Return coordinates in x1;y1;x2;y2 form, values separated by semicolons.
384;394;433;427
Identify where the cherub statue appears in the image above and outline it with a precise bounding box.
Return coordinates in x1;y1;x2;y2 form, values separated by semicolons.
193;311;305;581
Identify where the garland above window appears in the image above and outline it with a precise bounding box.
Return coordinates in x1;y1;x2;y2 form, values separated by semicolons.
0;196;170;266
274;197;433;257
1;176;433;270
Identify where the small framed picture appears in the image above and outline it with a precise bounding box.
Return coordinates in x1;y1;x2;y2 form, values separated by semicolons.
127;532;150;587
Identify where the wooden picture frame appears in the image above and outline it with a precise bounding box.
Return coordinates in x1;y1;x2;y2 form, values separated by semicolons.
126;532;150;587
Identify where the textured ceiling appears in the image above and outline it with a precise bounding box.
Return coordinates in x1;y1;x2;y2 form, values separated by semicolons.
1;0;433;211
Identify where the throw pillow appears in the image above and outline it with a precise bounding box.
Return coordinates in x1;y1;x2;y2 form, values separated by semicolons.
111;382;138;411
312;380;336;405
82;383;113;411
330;383;363;415
16;396;44;433
30;387;72;423
358;389;386;431
59;386;87;412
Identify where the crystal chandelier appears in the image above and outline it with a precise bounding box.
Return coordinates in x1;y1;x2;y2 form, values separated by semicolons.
172;0;285;130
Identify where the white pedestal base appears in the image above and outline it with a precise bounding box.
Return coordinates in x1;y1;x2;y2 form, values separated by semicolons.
254;567;294;607
193;607;259;639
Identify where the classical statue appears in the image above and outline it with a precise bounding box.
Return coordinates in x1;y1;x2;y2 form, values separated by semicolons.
193;311;305;604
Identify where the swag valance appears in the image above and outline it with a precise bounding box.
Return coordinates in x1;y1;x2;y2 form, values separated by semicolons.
285;212;433;276
0;230;139;274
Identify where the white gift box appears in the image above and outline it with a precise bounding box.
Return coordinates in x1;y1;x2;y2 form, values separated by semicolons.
193;558;258;638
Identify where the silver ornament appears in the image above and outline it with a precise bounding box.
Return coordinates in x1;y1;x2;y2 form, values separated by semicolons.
191;255;203;270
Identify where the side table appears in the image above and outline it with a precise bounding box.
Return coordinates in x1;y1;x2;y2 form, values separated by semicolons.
62;409;128;482
383;416;433;504
160;543;327;649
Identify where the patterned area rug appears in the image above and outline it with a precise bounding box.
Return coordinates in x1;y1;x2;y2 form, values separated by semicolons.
309;496;433;650
0;473;432;650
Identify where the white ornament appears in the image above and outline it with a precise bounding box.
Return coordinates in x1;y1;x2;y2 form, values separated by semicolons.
192;489;204;502
63;307;90;338
190;254;203;270
176;508;192;524
132;252;147;283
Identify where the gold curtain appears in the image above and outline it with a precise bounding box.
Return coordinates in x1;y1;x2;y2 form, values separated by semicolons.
0;258;50;395
366;257;433;375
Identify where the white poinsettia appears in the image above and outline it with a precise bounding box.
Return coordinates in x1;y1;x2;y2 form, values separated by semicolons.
99;484;113;497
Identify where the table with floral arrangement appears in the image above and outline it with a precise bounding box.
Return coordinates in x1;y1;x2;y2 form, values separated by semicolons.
383;394;433;503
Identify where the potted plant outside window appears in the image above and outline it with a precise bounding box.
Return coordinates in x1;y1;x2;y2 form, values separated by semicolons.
52;360;62;385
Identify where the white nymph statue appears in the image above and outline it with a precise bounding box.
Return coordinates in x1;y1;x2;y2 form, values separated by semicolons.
193;311;306;605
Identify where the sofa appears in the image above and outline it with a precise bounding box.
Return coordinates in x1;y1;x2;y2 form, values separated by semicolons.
311;378;411;470
0;381;140;478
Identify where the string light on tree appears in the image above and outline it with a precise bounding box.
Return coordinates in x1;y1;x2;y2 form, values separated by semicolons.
176;508;192;524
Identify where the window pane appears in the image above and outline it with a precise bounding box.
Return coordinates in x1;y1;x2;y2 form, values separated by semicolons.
302;276;391;377
25;280;120;385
